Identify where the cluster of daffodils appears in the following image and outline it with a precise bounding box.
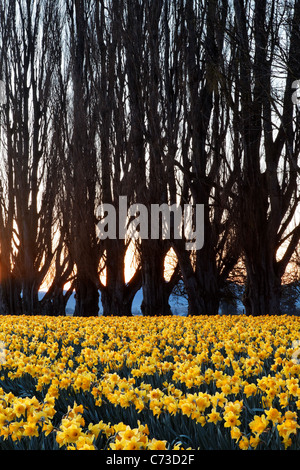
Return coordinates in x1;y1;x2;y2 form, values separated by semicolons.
109;422;169;450
0;391;55;442
0;314;299;449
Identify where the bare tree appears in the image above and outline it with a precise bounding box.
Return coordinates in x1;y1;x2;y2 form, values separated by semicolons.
164;0;240;315
90;0;142;316
231;0;300;315
0;0;65;315
63;0;102;317
119;0;182;316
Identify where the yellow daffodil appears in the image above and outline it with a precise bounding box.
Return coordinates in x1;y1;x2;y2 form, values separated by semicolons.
23;422;39;438
238;435;249;450
207;409;222;424
265;407;282;424
249;415;269;436
230;426;241;441
224;411;241;428
147;438;168;450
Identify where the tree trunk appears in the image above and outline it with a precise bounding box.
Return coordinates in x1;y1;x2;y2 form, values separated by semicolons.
74;278;99;317
101;276;142;316
174;241;219;316
40;287;68;316
0;285;7;315
101;288;133;317
140;243;172;316
0;277;22;315
243;255;282;316
141;278;172;317
100;240;141;316
22;280;39;315
183;270;219;316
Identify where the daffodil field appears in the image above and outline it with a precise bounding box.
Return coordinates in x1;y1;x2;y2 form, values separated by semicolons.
0;314;299;450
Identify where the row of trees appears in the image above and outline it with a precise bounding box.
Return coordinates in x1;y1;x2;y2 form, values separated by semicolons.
0;0;299;317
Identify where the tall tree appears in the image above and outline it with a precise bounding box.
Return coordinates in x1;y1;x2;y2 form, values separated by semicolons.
91;0;142;316
231;0;300;315
65;0;102;316
167;0;239;315
0;0;65;314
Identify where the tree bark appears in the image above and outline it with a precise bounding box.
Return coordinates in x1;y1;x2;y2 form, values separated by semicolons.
74;278;99;317
243;263;281;316
22;281;39;316
140;244;172;316
101;289;132;317
100;240;142;316
0;277;22;315
174;240;219;316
